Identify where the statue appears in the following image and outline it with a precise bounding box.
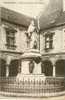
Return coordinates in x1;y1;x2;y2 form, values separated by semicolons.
33;40;37;49
16;21;42;83
25;20;36;48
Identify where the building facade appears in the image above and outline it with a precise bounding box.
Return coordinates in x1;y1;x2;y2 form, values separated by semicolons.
34;0;65;78
40;10;65;78
0;7;33;77
40;21;65;77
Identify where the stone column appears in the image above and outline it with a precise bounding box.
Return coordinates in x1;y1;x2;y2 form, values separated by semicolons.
53;64;56;77
6;56;11;77
6;64;9;77
51;59;56;77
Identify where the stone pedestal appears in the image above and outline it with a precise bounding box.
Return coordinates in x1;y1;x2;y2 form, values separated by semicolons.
16;49;43;81
21;60;30;74
33;62;41;74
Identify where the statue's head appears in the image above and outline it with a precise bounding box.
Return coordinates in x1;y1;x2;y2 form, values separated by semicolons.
30;20;35;26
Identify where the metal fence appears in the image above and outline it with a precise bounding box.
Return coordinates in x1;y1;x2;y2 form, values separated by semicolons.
0;76;65;97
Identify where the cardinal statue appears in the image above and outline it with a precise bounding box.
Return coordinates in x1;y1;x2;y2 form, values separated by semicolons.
25;20;36;48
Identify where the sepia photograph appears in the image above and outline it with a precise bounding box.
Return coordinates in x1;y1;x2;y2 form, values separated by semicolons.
0;0;65;100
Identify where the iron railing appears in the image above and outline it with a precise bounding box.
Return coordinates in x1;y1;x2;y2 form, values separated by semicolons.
0;76;65;97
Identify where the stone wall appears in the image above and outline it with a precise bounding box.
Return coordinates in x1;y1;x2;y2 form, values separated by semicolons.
0;20;27;52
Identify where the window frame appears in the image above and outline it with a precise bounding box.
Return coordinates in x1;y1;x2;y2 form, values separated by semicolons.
5;28;16;50
44;32;54;51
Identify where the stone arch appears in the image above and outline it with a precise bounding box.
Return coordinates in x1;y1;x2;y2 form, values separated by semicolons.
9;59;19;77
55;59;65;77
41;60;53;76
0;58;6;77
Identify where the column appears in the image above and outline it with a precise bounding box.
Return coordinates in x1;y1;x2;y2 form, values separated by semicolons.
53;64;56;77
6;64;9;77
52;59;56;77
6;56;11;77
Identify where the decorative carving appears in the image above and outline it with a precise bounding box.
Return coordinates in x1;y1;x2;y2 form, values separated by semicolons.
34;57;41;64
29;61;34;74
33;40;37;49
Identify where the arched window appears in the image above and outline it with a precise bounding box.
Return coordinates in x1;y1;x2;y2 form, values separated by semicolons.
29;61;34;74
55;60;65;77
9;60;19;76
0;59;6;77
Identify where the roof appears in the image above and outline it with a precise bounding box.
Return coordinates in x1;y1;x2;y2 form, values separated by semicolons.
35;0;63;31
0;7;33;27
39;11;65;31
53;11;65;26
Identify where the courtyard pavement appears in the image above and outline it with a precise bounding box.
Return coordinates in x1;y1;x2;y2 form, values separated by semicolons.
0;95;65;100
